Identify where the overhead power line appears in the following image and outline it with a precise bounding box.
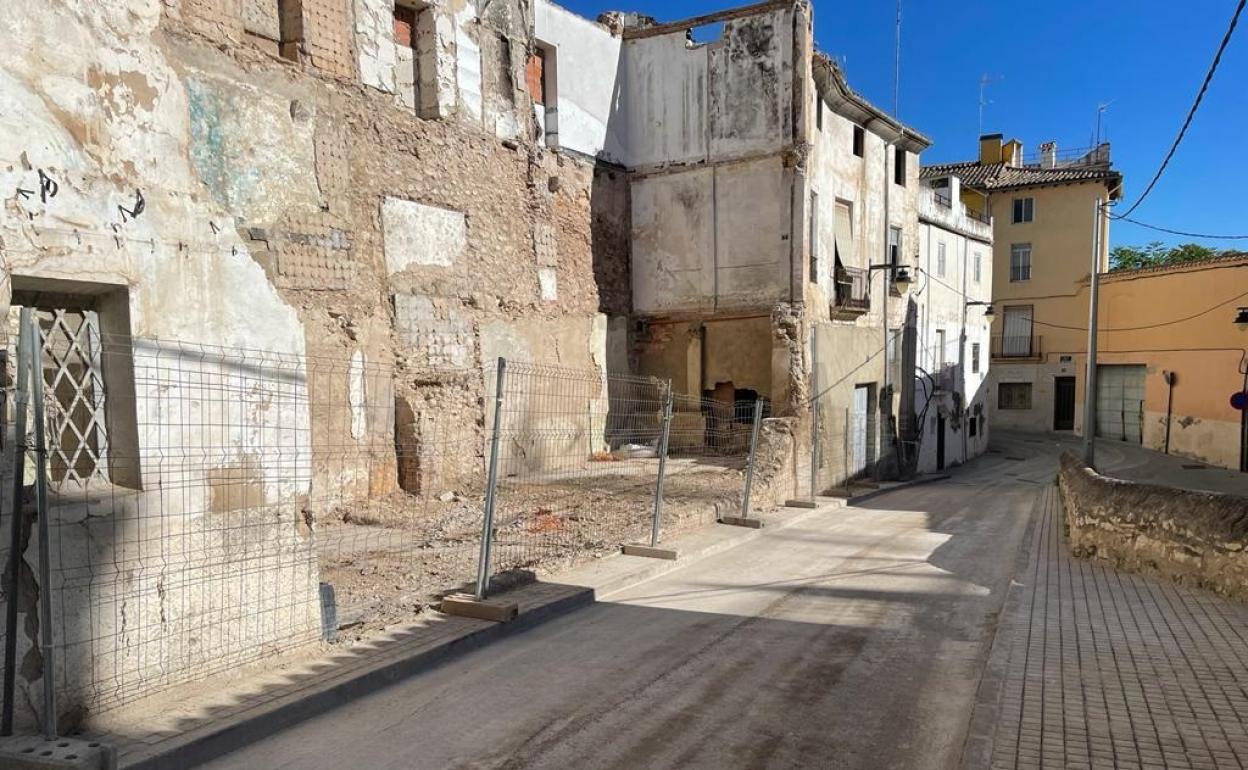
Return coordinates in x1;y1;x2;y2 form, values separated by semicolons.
919;266;1248;332
1114;214;1248;240
1028;287;1248;333
1113;0;1246;219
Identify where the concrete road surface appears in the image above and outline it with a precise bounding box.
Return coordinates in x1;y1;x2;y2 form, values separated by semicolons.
202;453;1045;770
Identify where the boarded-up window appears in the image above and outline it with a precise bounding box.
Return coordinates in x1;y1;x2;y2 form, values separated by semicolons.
527;49;546;105
833;200;855;266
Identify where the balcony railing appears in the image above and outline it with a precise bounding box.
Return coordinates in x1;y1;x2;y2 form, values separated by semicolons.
833;265;870;317
933;191;952;208
964;205;991;225
992;335;1043;359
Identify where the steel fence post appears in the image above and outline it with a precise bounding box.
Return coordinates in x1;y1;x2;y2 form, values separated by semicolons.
843;407;851;495
649;381;673;547
27;312;55;738
809;325;818;503
1;309;33;736
739;398;765;520
809;393;819;502
474;358;507;601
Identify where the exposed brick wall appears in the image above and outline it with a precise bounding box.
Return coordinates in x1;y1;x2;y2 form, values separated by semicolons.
301;0;355;77
1058;452;1248;599
172;0;355;78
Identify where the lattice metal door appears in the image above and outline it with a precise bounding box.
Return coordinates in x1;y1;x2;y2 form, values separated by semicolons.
35;309;110;485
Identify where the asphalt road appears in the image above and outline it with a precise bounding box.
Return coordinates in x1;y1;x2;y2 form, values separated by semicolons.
202;456;1045;770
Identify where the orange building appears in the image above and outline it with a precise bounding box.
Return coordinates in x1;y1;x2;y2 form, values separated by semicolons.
925;135;1248;471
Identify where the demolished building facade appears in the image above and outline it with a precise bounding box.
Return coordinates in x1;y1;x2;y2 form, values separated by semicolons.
0;0;947;730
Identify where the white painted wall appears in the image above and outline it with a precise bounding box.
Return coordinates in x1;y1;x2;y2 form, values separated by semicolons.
534;0;624;161
913;185;994;472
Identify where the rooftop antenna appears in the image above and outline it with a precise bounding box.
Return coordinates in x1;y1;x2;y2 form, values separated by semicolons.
978;73;1002;137
1095;100;1115;145
893;0;902;117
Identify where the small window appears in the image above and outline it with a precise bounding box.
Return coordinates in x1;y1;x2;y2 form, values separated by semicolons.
999;382;1033;410
809;190;820;283
894;147;907;186
277;0;303;61
1012;197;1034;224
888;226;902;266
936;329;946;371
816;100;823;131
974;252;982;284
853;125;865;157
1010;244;1032;282
972;343;981;374
969;413;978;436
243;0;302;60
937;242;947;277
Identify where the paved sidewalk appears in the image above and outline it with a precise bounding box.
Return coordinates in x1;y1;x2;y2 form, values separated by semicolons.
965;484;1248;770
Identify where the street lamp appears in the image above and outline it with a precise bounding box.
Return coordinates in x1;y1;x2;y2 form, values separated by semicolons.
868;263;913;290
967;300;994;318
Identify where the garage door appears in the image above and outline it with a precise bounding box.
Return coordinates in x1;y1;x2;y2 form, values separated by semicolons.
1096;364;1145;443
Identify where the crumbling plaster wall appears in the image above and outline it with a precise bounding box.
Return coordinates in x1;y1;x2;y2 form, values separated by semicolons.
0;0;317;732
0;0;630;728
352;0;531;138
617;7;794;170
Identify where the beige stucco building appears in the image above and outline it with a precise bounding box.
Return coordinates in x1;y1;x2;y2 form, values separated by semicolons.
925;135;1248;471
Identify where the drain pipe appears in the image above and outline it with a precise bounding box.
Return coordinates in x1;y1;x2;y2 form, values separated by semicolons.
1162;370;1176;454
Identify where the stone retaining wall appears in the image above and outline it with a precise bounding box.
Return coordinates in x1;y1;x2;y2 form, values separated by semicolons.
1057;452;1248;599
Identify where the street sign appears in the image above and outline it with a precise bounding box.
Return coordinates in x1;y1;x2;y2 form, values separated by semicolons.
1232;391;1248;411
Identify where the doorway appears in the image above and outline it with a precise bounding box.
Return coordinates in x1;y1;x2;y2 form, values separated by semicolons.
850;384;870;477
1053;377;1076;431
936;413;946;470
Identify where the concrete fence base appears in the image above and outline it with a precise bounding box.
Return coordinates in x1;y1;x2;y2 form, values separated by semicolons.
1057;452;1248;600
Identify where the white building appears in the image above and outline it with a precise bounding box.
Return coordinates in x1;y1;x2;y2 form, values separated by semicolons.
912;173;994;471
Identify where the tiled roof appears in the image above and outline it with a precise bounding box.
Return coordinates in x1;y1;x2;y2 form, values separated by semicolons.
920;161;1120;192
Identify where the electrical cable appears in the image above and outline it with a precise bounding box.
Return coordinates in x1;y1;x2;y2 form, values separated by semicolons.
1111;214;1248;240
1113;0;1247;219
920;265;1248;333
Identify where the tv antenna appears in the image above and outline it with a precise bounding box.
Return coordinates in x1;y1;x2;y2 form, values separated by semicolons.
1095;100;1115;145
978;74;1003;136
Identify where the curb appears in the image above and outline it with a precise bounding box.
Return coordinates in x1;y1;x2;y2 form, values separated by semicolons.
122;587;594;770
846;474;952;506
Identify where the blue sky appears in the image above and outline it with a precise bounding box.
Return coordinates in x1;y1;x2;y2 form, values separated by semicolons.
555;0;1248;250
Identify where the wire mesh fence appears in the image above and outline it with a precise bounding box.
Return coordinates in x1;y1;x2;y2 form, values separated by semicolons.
479;361;763;593
0;315;765;733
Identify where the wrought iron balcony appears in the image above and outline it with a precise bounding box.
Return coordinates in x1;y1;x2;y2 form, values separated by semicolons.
991;335;1043;360
832;265;870;319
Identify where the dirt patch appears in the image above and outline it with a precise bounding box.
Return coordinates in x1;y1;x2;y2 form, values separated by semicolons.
317;458;745;639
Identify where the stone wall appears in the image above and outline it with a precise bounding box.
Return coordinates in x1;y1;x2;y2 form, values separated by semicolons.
1058;452;1248;599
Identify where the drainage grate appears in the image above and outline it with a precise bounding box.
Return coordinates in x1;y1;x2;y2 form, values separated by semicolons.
1005;455;1026;461
1181;464;1207;470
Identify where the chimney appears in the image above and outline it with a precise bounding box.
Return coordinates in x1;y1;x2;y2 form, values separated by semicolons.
1039;141;1057;168
1002;139;1023;167
978;133;1003;165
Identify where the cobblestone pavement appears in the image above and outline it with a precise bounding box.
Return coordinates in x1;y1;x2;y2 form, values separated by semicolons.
965;483;1248;770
